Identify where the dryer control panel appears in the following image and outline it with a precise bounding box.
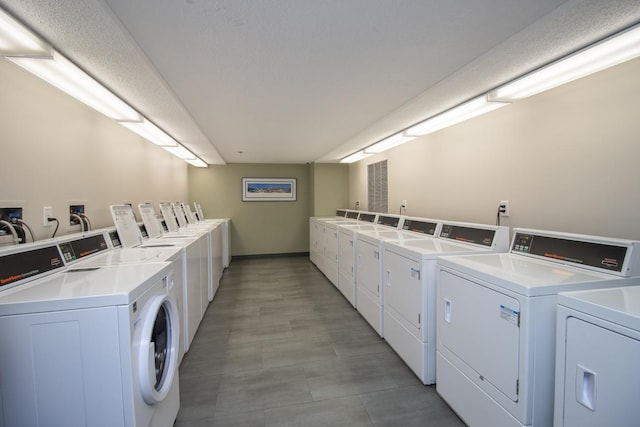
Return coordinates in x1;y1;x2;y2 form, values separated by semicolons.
512;232;630;274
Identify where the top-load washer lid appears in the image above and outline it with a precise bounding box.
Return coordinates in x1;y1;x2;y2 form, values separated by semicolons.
385;238;488;260
558;285;640;330
0;262;172;315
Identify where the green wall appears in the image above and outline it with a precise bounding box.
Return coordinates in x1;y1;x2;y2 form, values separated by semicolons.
310;163;350;216
188;162;349;256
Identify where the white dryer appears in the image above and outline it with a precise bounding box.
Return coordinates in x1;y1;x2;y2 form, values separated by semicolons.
356;218;441;337
436;229;640;427
554;285;640;427
337;214;402;307
382;221;509;385
0;244;180;427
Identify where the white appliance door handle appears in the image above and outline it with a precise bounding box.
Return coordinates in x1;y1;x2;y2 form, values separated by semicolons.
576;364;597;411
373;250;379;260
444;298;452;324
386;270;391;287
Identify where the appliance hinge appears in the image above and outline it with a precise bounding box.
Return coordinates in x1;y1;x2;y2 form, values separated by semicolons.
516;379;519;395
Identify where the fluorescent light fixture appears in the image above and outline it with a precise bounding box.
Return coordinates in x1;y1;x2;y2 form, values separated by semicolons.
6;50;141;121
489;24;640;101
405;95;509;136
185;158;208;168
364;133;416;154
0;7;51;57
340;150;373;164
163;144;197;160
120;119;178;147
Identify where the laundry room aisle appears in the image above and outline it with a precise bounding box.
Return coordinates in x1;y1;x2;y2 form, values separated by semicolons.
175;256;464;427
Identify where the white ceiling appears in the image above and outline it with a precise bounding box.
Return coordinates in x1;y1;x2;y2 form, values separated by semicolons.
2;1;640;164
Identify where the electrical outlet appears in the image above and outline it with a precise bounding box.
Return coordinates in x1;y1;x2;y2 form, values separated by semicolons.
401;200;407;209
43;206;53;226
499;200;510;217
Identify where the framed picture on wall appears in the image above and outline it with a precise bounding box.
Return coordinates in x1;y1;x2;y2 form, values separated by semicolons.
242;178;297;202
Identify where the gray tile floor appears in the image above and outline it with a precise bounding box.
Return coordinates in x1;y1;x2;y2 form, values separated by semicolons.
175;256;465;426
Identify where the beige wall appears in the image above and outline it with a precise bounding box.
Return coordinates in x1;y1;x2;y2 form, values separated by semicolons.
0;59;188;241
350;57;640;240
310;163;350;216
188;164;311;256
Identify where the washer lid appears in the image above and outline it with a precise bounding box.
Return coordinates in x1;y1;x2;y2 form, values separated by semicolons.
384;236;487;260
0;262;172;315
438;253;634;296
558;285;640;330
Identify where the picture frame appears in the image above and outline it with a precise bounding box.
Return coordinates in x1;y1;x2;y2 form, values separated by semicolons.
241;178;297;202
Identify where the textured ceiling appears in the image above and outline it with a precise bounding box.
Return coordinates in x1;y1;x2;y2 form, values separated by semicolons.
1;0;640;164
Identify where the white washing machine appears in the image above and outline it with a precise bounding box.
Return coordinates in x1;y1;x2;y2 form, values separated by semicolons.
56;229;187;365
0;244;180;427
553;285;640;427
316;217;363;286
355;218;441;337
337;214;403;307
382;221;509;385
139;203;224;301
112;205;208;353
436;229;640;427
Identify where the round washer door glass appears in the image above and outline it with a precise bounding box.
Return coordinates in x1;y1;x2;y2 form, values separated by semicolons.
139;293;179;405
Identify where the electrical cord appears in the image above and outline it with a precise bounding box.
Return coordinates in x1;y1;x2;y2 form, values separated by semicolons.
79;213;92;231
48;217;60;238
16;219;35;242
70;213;86;232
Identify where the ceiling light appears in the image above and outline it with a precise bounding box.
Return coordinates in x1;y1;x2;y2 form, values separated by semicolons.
488;24;640;101
364;133;416;154
0;7;51;57
6;50;141;121
405;96;509;137
163;144;197;160
119;119;178;147
340;150;373;164
185;158;208;168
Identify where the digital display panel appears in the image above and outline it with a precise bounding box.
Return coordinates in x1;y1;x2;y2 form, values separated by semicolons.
402;220;438;235
440;225;495;247
377;215;400;227
58;234;108;263
0;246;64;288
358;213;376;223
512;233;627;272
345;211;359;219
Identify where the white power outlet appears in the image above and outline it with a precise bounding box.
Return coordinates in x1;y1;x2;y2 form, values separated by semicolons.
499;200;510;217
43;206;53;226
401;200;407;209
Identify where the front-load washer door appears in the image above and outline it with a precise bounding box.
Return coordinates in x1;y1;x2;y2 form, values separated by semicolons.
138;289;179;405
